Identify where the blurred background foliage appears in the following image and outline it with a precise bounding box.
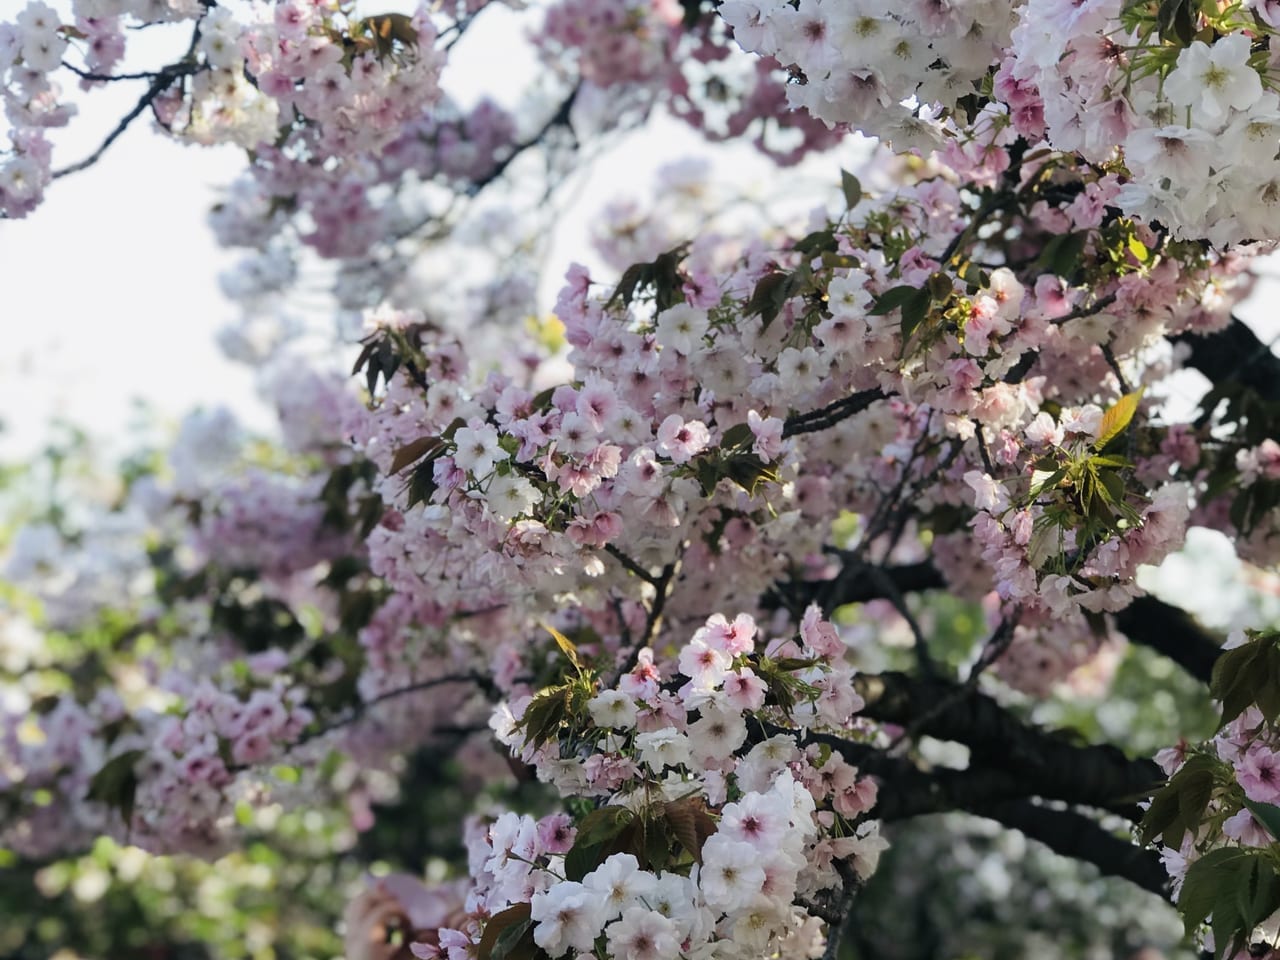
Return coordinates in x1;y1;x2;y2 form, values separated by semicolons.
0;424;1233;960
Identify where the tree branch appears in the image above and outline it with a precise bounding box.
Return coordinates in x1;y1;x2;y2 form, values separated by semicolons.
782;388;886;439
293;672;494;749
767;560;1223;686
970;800;1171;900
1172;314;1280;403
753;716;1170;899
852;671;1163;818
764;560;944;613
53;22;205;180
1113;595;1222;685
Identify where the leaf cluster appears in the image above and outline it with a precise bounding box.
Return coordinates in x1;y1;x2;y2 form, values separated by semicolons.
688;422;780;499
1210;630;1280;729
607;244;690;313
562;797;717;883
1139;754;1223;849
1178;846;1280;959
351;320;436;398
1025;392;1146;570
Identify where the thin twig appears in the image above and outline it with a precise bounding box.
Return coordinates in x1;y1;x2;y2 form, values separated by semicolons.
1051;292;1118;327
293;672;493;749
603;544;660;586
61;61;174;82
866;565;938;679
972;420;995;474
614;557;680;682
1100;342;1133;393
53;42;202;179
965;613;1019;683
883;613;1018;754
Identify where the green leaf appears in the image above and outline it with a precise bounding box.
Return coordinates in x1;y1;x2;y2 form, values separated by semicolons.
1178;846;1251;935
718;422;756;452
362;12;419;55
899;288;932;344
1211;640;1267;728
541;621;584;673
606;244;689;312
478;903;532;960
1140;755;1221;848
404;463;439;510
694;457;722;498
575;806;636;847
721;452;780;497
793;228;837;257
87;750;143;832
564;808;638;882
1089;455;1132;469
1098;467;1126;508
1211;887;1244;960
1265;644;1280;726
641;814;671;872
491;916;536;960
1256;645;1280;724
1175;767;1214;842
1039;231;1089;278
1242;798;1280;842
517;685;570;748
663;797;717;865
1094;389;1144;451
1237;851;1280;933
1029;467;1067;499
1157;0;1197;43
840;169;862;209
744;270;790;331
1138;788;1178;848
925;272;953;302
388;435;444;475
1128;233;1149;262
869;285;921;316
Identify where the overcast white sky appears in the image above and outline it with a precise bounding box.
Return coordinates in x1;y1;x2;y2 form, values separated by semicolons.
0;2;833;461
1;1;1277;467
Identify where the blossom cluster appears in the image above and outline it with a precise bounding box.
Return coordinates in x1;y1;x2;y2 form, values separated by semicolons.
12;0;1280;953
343;146;1255;705
440;605;886;960
718;0;1280;244
1;648;316;859
0;0;451;221
719;0;1015;151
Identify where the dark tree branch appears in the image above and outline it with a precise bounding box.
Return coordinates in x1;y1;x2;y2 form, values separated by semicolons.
53;69;180;178
604;543;660;586
1051;292;1118;327
1173;314;1280;403
764;560;944;613
971;800;1171;900
53;19;206;180
464;83;580;198
751;694;1171;900
782;388;886;439
291;672;495;750
864;564;939;678
766;560;1223;686
852;672;1163;818
61;61;178;82
610;555;681;685
1113;595;1222;684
